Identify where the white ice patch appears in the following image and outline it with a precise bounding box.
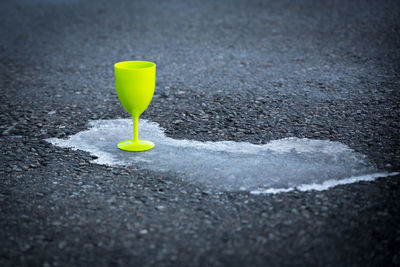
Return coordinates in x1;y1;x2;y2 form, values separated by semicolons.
46;119;398;194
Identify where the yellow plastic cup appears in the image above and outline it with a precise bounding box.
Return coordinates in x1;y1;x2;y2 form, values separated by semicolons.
114;61;156;151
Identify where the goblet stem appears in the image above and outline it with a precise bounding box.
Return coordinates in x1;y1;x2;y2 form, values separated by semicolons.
133;115;139;144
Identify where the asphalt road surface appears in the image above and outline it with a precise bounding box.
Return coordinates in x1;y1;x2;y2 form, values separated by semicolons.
1;0;400;266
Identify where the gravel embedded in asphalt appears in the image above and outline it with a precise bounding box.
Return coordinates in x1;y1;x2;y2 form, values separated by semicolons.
1;0;400;266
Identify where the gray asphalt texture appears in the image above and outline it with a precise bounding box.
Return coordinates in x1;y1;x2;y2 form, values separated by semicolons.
1;0;400;266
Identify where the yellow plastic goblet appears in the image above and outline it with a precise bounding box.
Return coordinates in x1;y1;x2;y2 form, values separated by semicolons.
114;61;156;151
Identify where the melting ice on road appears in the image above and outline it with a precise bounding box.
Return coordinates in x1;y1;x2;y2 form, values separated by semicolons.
46;119;398;194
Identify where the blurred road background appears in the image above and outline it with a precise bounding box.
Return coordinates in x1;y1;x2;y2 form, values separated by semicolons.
1;0;399;266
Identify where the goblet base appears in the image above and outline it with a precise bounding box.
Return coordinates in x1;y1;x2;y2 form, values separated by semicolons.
117;140;155;152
